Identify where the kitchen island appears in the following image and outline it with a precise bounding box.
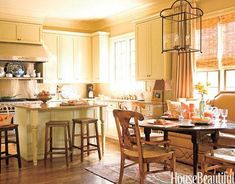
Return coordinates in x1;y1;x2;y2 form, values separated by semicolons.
15;103;107;165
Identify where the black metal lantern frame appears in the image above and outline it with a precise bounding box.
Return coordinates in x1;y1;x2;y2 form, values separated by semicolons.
160;0;203;53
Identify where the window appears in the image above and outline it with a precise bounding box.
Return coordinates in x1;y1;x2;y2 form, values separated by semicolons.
194;71;219;98
110;33;144;93
225;70;235;90
194;12;235;98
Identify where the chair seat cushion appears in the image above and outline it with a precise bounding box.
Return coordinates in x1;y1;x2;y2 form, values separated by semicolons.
124;144;173;159
208;148;235;164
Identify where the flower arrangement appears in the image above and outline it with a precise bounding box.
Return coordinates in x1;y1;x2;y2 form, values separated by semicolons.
194;82;210;96
194;82;211;117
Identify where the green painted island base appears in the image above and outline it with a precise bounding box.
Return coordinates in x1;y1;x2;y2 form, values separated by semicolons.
15;103;106;165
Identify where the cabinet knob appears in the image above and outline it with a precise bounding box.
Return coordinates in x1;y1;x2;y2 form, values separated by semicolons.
17;38;22;41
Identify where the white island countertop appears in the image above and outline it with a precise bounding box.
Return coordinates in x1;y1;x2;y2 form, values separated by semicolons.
15;102;107;111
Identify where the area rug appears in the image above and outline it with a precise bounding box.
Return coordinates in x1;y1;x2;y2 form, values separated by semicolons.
85;162;192;184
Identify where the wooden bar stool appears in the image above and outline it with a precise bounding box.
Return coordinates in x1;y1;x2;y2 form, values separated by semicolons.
44;121;72;167
0;124;21;173
72;118;101;162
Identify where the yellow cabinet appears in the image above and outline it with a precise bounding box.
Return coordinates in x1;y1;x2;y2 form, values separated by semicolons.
58;35;74;82
0;21;42;44
0;21;17;42
43;32;59;83
73;36;92;83
43;31;92;83
135;17;171;80
92;32;109;83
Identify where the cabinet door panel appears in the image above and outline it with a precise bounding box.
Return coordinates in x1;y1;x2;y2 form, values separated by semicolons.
74;36;91;82
59;35;74;82
43;33;59;83
135;23;148;79
18;24;41;43
0;21;17;41
149;18;164;79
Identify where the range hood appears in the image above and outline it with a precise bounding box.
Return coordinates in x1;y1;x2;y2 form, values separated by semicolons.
0;43;48;62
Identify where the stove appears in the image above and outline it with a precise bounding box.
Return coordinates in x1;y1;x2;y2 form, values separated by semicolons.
0;99;40;113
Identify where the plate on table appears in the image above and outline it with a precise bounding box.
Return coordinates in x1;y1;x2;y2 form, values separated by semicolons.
161;116;179;121
194;121;211;126
178;124;195;128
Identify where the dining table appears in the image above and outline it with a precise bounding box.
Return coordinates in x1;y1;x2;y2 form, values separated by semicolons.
137;119;235;176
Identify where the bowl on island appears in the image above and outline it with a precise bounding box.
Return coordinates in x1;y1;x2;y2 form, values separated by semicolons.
37;90;52;103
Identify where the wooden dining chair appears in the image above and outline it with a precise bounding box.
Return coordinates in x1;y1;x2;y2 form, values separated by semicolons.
113;109;176;184
202;144;235;178
118;101;163;141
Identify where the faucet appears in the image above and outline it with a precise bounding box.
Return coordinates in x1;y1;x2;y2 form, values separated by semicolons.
56;85;62;100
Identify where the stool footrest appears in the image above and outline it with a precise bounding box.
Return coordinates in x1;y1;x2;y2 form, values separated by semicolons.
1;154;19;159
51;147;71;150
83;136;96;139
73;144;99;150
46;151;67;154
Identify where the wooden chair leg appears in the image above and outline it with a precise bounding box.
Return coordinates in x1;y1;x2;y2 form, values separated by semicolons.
80;123;84;162
49;127;53;163
171;154;176;184
15;126;21;169
95;122;101;160
71;122;76;161
118;154;125;184
4;130;9;166
44;125;48;166
138;159;145;184
86;123;90;156
67;123;72;162
0;130;2;173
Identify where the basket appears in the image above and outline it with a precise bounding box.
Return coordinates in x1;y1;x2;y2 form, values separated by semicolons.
0;105;13;126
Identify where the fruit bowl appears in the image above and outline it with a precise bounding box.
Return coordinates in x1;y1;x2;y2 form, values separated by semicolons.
38;96;52;103
37;90;52;103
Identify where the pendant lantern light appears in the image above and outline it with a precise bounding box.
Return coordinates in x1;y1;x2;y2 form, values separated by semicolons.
160;0;203;53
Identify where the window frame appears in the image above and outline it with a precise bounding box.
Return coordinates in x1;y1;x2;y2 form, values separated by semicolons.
224;69;235;90
109;32;144;92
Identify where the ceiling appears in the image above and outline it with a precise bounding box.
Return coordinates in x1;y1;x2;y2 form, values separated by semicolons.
0;0;155;21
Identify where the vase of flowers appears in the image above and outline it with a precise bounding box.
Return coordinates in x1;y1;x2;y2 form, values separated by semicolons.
194;82;210;117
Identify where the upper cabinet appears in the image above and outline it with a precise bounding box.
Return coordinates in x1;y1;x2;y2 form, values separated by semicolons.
43;32;59;83
43;31;92;83
0;21;42;44
73;35;92;83
135;17;172;80
92;32;109;83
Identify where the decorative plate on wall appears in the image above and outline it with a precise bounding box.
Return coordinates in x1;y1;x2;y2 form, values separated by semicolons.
5;62;25;77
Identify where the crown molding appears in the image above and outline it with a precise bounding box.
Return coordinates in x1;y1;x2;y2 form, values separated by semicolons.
43;17;95;32
0;12;43;24
92;0;174;31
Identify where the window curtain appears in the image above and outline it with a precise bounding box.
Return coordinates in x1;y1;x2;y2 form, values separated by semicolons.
171;2;195;99
195;17;219;70
220;13;235;67
172;53;193;99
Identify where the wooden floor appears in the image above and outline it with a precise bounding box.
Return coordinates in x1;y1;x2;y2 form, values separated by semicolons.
0;140;121;184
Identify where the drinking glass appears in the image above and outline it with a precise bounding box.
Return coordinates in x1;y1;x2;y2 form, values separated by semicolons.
220;109;228;123
212;107;220;120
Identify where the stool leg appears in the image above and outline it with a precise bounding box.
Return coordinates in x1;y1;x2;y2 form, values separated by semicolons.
95;122;101;160
4;130;9;165
71;121;75;161
15;126;21;169
86;123;90;156
49;127;53;163
0;130;2;173
80;123;84;162
67;123;72;162
44;125;48;166
64;126;69;167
